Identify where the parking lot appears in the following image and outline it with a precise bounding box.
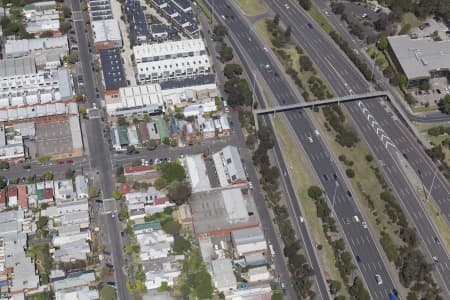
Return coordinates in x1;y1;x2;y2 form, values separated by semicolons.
340;2;382;40
35;120;73;157
409;18;450;40
412;78;450;107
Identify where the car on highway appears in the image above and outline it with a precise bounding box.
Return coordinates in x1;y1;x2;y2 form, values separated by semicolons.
307;136;313;143
307;23;313;29
356;255;361;263
353;215;360;223
314;129;320;136
375;274;383;285
402;153;408;160
362;221;368;229
433;256;439;263
434;236;441;245
323;174;329;181
347;191;352;198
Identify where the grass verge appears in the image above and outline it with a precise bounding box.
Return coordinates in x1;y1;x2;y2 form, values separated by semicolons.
233;0;268;16
273;116;348;298
426;201;450;252
314;109;406;267
309;5;334;34
254;18;332;101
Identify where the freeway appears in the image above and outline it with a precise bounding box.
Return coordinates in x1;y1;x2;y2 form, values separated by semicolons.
208;1;397;299
264;0;450;295
313;0;450;123
70;1;130;299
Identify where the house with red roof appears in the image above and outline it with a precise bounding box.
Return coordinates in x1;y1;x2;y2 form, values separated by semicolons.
8;186;18;207
0;189;6;209
17;185;28;209
124;165;160;183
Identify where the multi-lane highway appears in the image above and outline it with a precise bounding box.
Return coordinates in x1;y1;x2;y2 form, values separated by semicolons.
263;0;450;295
313;0;450;124
206;1;399;298
70;1;130;299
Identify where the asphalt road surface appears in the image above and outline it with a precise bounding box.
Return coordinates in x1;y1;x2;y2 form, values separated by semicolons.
206;1;399;299
70;1;129;299
313;0;450;123
264;0;450;295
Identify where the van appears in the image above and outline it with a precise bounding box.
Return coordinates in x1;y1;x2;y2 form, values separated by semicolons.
375;274;383;285
269;244;275;256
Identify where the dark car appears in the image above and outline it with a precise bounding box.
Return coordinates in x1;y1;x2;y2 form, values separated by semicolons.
347;191;352;198
307;23;313;29
356;255;361;263
434;236;441;245
333;173;338;180
402;153;408;160
107;281;115;286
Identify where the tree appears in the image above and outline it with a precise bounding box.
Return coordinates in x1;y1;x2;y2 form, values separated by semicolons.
126;145;136;153
438;95;450;114
144;140;157;150
167;181;191;205
66;53;78;64
224;63;243;79
160;162;186;183
218;44;234;63
329;280;341;295
118;208;129;221
299;55;314;72
272;14;280;26
161;219;181;235
0;177;5;189
61;4;71;18
173;236;191;254
41;171;53;181
378;36;388;51
112;190;122;200
331;2;345;14
0;161;9;170
60;21;71;34
346;168;355;178
349;276;370;300
65;168;74;179
40;30;54;38
298;0;311;10
224;77;253;107
212;24;227;41
194;270;213;299
117;117;128;126
308;186;322;200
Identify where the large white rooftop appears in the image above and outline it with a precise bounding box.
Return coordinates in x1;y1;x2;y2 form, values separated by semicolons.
134;39;206;61
388;35;450;80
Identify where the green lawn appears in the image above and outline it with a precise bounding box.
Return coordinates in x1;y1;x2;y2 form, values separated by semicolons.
234;0;268;16
100;286;117;300
308;5;334;34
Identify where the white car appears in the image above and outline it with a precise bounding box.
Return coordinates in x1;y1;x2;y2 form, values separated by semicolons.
307;136;313;143
314;129;320;136
362;221;368;229
300;216;304;223
375;274;383;285
248;181;253;190
354;215;360;223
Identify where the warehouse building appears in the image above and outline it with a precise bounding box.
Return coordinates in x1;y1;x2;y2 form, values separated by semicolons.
212;146;247;188
388;35;450;87
92;19;122;50
88;0;113;21
5;36;68;59
99;47;127;91
191;187;259;238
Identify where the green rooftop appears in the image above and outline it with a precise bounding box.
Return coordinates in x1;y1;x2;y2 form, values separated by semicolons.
154;117;169;140
132;221;161;233
118;126;129;146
